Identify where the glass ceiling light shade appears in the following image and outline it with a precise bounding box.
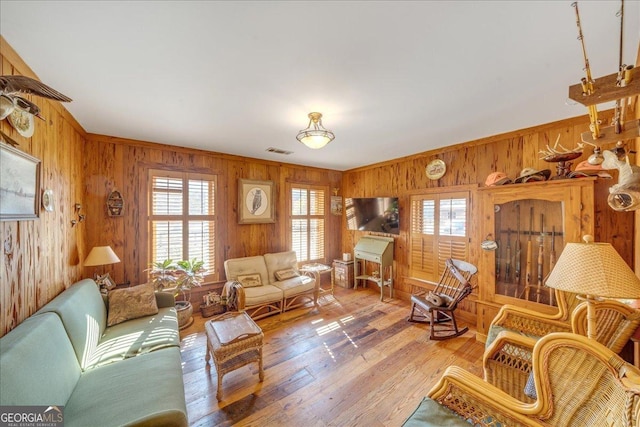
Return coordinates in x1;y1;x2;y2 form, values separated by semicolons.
296;112;335;149
84;246;121;267
545;235;640;339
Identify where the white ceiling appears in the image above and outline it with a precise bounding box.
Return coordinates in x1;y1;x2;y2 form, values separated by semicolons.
1;1;639;170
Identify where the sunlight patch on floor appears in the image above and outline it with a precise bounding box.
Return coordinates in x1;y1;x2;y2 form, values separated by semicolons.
342;330;358;348
323;341;336;361
316;321;341;336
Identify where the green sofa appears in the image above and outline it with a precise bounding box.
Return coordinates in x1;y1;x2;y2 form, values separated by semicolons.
0;279;188;427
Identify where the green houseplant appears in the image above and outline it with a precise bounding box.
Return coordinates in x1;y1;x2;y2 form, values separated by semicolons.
146;258;206;329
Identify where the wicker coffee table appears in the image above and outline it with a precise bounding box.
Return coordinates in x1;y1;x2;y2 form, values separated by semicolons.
205;311;264;400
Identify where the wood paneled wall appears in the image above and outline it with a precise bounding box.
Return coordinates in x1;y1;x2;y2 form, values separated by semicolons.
0;38;87;337
342;110;636;302
1;35;637;337
83;134;343;290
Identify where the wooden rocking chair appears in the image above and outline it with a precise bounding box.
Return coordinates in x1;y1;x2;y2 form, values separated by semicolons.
408;258;478;340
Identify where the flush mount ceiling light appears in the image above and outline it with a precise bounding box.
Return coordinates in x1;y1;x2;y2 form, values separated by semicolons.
296;112;335;149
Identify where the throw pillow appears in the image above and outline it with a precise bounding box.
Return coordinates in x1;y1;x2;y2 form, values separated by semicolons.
236;273;263;288
274;268;299;281
107;284;159;326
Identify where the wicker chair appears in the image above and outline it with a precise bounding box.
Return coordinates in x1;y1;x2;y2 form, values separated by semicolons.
408;258;478;340
484;299;640;402
405;333;640;427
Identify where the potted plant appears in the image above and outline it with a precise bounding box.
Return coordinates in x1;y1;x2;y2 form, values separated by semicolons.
146;258;206;329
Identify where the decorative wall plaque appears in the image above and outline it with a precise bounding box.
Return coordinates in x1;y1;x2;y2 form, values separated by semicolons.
107;189;124;217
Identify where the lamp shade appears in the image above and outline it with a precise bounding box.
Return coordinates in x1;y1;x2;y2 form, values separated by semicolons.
545;236;640;298
84;246;121;267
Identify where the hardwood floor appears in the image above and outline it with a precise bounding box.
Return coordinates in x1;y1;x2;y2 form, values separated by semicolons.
179;287;485;426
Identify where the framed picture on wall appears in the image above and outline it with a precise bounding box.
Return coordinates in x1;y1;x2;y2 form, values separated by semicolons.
0;143;41;221
238;179;275;224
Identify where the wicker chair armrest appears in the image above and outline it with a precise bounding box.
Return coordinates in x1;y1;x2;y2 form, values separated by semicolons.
483;331;542;402
428;366;540;426
491;304;571;338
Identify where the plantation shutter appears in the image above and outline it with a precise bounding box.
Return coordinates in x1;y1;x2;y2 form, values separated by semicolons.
289;184;326;263
410;192;469;282
149;169;217;280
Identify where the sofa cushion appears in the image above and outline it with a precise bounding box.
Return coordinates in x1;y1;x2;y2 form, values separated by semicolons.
107;284;159;326
402;397;470;427
225;255;270;287
85;307;180;369
273;275;315;298
35;278;107;369
64;348;188;427
274;267;299;281
244;284;284;306
0;312;81;406
264;251;298;282
237;273;263;288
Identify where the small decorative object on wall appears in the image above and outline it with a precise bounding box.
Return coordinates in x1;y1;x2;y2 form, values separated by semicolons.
331;196;342;216
0;143;41;221
107;189;124;217
238;179;275;224
0;74;73;121
330;187;342;216
8;109;34;138
41;189;54;212
71;203;85;226
426;159;446;180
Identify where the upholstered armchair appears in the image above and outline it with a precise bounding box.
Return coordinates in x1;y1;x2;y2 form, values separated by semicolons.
404;333;640;427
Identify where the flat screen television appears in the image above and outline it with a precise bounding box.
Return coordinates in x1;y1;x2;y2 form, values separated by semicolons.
345;197;399;235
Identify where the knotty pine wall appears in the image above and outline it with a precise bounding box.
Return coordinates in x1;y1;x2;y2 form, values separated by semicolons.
83;134;343;295
342;110;637;314
1;38;87;336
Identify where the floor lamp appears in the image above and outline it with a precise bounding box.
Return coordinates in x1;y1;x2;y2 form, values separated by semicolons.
545;235;640;340
84;246;121;293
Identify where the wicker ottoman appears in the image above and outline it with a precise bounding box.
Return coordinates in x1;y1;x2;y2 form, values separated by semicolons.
205;311;264;400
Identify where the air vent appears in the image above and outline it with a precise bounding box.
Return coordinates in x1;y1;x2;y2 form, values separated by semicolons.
266;147;293;155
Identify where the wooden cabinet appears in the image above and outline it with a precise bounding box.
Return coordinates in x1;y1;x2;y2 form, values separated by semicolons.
475;178;595;340
333;260;354;288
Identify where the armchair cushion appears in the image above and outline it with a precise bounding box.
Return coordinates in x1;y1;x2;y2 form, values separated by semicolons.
273;275;315;298
225;255;270;288
243;284;283;306
402;397;470;427
264;251;298;282
107;284;158;326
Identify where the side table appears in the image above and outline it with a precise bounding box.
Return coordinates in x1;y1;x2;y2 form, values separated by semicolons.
300;263;333;296
205;311;264;400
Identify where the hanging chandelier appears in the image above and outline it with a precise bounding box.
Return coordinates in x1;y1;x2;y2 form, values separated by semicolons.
296;112;335;149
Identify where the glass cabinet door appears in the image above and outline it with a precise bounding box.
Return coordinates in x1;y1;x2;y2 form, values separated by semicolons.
494;199;564;307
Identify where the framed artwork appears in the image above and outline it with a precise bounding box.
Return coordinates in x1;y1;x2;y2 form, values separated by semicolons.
0;143;41;221
330;195;343;216
238;179;275;224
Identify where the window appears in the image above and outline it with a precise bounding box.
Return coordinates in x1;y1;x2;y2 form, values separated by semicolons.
410;191;469;282
148;169;217;281
288;184;326;263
